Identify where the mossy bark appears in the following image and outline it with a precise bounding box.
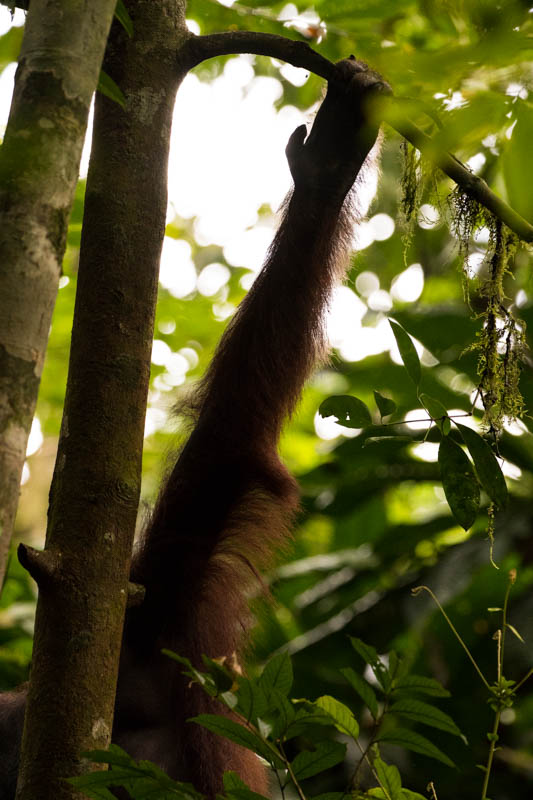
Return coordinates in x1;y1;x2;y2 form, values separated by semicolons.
16;2;189;799
0;0;117;588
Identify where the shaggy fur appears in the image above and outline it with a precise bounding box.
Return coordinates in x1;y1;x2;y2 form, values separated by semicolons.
0;57;385;800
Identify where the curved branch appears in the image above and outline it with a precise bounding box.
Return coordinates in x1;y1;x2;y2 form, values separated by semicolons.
178;31;533;243
179;31;338;82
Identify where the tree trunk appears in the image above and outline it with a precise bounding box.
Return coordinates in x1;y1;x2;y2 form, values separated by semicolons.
15;2;189;799
0;0;117;590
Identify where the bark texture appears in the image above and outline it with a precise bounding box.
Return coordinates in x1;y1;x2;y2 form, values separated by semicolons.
0;0;117;589
15;2;189;799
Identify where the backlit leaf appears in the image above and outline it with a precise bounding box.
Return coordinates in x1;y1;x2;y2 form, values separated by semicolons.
374;757;403;800
319;394;372;428
374;390;397;419
389;320;421;386
316;695;360;738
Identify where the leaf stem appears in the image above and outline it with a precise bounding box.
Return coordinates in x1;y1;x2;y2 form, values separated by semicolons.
481;711;501;800
412;586;490;689
279;741;307;800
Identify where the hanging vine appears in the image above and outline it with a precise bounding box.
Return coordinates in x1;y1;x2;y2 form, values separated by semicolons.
449;189;525;433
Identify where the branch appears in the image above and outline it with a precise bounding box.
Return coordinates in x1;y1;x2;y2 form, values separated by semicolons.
18;543;58;587
391;116;533;242
179;31;338;82
179;31;533;243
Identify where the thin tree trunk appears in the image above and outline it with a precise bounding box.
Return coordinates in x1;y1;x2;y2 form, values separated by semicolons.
0;0;117;589
15;2;190;798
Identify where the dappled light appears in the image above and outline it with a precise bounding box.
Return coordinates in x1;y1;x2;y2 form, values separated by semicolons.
391;262;424;302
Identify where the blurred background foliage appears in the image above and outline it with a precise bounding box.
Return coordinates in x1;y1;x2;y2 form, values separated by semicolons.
1;0;533;797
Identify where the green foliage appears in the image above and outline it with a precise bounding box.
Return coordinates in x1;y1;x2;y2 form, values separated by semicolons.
2;1;533;797
319;320;510;533
71;647;459;799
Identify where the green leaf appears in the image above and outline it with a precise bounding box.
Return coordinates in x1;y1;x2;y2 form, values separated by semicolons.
374;756;403;800
264;689;296;739
506;623;525;643
291;741;346;781
97;69;126;108
438;435;480;530
315;695;360;738
374;391;397;420
419;393;449;432
284;705;333;739
319;394;372;428
114;0;134;37
190;714;283;768
389;698;462;737
341;667;379;719
456;423;508;509
377;727;455;767
389;320;421;386
72;746;205;799
503;100;533;222
259;651;293;696
392;675;450;698
236;677;269;723
350;637;390;691
400;791;429;800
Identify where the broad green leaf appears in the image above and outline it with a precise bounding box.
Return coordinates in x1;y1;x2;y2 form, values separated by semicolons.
191;714;283;768
341;667;379;719
374;757;403;800
73;747;205;798
389;320;421;386
389;698;462;737
97;69;126;108
374;390;397;419
419;393;449;433
316;695;360;738
438;436;480;530
319;394;372;428
400;791;429;800
291;741;346;781
377;727;455;767
259;651;293;696
115;0;134;36
456;423;508;509
350;637;390;691
392;675;450;698
285;705;333;739
265;689;296;739
236;677;269;722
